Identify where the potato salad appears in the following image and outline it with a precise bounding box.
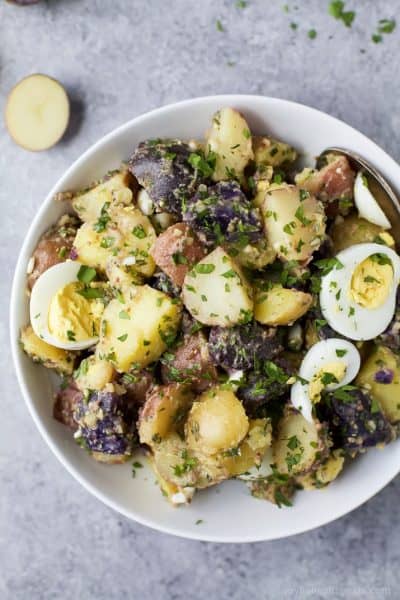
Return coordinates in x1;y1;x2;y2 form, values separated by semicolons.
21;107;400;508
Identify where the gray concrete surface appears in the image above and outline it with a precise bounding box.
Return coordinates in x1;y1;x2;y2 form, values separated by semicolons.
1;1;399;598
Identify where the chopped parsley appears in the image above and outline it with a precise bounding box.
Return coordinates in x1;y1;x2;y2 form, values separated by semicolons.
119;310;130;320
308;29;317;40
195;263;215;274
77;265;97;284
172;252;189;265
315;257;344;276
294;205;312;226
216;19;224;32
329;1;355;27
336;349;347;357
188;151;217;178
132;225;147;239
66;330;76;341
118;333;128;342
93;202;111;233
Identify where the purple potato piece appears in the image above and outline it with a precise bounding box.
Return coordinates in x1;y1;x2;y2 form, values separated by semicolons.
128;139;205;217
318;387;394;453
208;322;283;371
377;289;400;352
74;390;136;458
183;180;263;247
237;357;294;416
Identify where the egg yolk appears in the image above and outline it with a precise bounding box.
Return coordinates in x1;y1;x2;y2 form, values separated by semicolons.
350;256;393;309
308;362;347;404
48;282;104;343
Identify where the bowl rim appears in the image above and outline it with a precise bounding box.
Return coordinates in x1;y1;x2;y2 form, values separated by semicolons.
10;94;400;543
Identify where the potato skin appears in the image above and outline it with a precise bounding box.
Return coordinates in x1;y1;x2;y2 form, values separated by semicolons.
151;223;206;286
295;154;355;217
129;139;205;217
27;215;78;289
138;383;194;446
161;331;218;392
53;380;83;431
183;180;263;247
318;388;394;452
208;322;282;370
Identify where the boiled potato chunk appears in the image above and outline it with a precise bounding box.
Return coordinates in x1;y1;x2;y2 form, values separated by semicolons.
182;247;253;326
253;136;297;168
74;355;115;392
297;450;344;490
73;205;156;278
261;184;326;262
5;74;69;151
20;325;74;375
272;411;328;476
356;345;400;423
254;283;313;326
206;107;254;181
96;285;181;372
74;222;122;271
139;384;194;447
329;215;395;254
72;170;135;222
185;386;249;455
223;418;272;477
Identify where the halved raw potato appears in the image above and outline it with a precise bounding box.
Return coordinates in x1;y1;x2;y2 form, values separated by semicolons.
206;107;254;181
254;283;313;326
182;247;253;326
261;183;326;262
96;285;181;372
5;74;69;151
72;170;135;222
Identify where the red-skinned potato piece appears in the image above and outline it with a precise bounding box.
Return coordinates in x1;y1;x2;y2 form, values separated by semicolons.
151;223;206;286
27;216;78;290
53;380;83;431
161;331;219;392
296;155;355;217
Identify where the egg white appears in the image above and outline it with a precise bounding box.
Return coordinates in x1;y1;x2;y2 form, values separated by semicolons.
320;243;400;341
291;339;361;423
354;171;391;229
29;261;99;351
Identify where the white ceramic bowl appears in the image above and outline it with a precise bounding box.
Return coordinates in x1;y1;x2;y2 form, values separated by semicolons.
10;95;400;543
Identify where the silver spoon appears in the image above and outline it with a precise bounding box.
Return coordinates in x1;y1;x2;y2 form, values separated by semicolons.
320;147;400;246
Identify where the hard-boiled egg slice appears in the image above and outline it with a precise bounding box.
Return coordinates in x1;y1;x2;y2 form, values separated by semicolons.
320;243;400;341
291;339;361;422
30;261;100;351
354;171;391;229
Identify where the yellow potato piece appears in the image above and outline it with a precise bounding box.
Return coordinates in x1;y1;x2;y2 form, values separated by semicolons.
20;325;74;375
5;74;70;151
96;285;181;372
254;283;313;326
